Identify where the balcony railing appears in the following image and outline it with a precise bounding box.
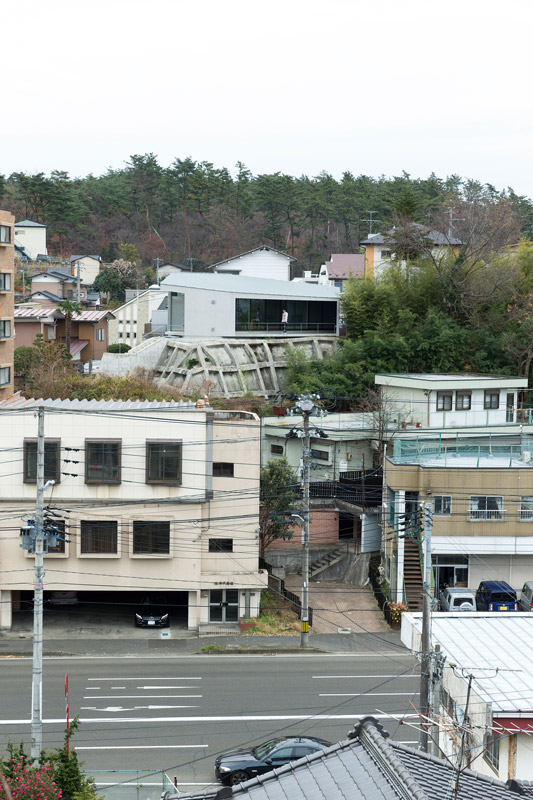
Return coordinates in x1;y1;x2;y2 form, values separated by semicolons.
469;509;505;521
235;322;336;333
519;509;533;521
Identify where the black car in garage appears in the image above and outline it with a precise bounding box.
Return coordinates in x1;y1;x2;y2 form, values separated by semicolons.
134;594;170;627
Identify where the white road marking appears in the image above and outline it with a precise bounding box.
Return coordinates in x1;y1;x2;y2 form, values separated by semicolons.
87;676;202;680
83;695;202;699
313;675;418;679
136;685;196;689
111;686;126;689
319;692;419;697
79;745;208;750
0;712;419;725
81;705;199;712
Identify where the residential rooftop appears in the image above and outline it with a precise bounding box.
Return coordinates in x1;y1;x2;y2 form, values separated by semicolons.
161;272;339;298
389;435;533;468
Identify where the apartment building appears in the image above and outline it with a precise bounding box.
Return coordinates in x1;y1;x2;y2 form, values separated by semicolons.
0;210;15;399
0;398;266;630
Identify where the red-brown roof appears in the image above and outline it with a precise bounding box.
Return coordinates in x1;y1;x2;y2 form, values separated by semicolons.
324;254;365;279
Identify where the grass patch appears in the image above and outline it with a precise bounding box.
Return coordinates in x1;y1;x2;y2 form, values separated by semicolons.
242;591;300;636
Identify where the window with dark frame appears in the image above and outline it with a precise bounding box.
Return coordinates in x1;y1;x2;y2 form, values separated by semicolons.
0;320;11;338
311;448;329;461
271;444;284;455
209;538;233;553
132;521;170;554
436;391;452;411
24;439;61;483
85;440;121;484
433;495;452;515
146;441;182;484
46;519;66;554
213;462;234;477
0;366;10;386
0;274;12;291
455;391;471;410
484;390;500;409
80;520;118;554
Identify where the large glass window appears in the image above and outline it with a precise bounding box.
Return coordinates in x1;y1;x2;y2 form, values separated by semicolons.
85;440;121;484
469;496;503;521
80;520;118;554
133;521;170;554
24;440;61;483
146;441;182;484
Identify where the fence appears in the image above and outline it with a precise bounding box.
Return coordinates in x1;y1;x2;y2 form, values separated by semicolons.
307;470;382;508
90;770;174;800
259;557;314;627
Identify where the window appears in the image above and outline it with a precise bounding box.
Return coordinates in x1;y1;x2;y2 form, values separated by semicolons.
213;462;234;477
0;225;11;244
271;444;284;455
46;519;65;554
119;332;123;339
433;496;451;515
469;496;503;521
311;448;329;461
85;440;121;484
126;332;130;338
96;328;105;342
520;497;533;521
132;521;170;554
146;441;182;484
436;391;452;411
484;390;500;409
24;439;61;483
0;320;11;338
80;520;117;553
484;731;500;772
209;538;233;553
380;249;392;259
47;324;56;340
0;273;11;291
0;366;10;386
455;391;471;410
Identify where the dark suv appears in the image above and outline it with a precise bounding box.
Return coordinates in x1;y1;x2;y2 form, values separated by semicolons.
475;581;518;612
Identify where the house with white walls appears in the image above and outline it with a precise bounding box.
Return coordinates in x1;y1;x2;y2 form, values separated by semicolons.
206;246;297;281
107;286;167;345
0;397;266;631
14;220;47;261
69;254;102;285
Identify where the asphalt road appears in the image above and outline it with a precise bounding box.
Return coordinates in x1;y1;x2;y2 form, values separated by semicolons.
0;652;420;796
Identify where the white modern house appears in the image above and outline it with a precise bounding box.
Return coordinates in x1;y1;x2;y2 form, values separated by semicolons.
107;287;167;345
162;272;339;337
402;613;533;783
206;246;297;281
14;220;47;261
0;397;266;631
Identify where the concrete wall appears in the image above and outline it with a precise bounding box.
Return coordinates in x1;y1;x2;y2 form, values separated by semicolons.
215;249;291;281
100;336;168;376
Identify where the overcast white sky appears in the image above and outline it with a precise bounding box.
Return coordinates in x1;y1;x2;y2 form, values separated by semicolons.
4;0;532;196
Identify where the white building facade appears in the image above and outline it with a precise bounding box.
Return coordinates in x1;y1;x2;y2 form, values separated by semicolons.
14;220;47;261
208;246;297;281
0;398;266;630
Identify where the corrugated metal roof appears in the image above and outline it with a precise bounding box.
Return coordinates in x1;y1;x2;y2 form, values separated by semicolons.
72;309;114;321
15;219;46;228
324;254;365;279
14;307;58;319
411;614;533;713
0;396;201;411
161;272;339;299
68;338;89;356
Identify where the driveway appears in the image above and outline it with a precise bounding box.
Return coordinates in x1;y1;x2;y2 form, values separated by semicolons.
283;577;390;634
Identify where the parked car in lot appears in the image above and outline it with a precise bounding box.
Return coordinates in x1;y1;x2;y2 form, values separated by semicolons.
214;735;331;786
49;591;79;606
519;581;533;611
134;594;170;627
439;587;476;612
475;581;518;611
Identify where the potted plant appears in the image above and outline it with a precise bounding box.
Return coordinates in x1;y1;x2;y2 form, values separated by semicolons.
387;601;407;629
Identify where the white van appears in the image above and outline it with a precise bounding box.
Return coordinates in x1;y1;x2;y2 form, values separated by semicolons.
439;587;476;612
519;581;533;612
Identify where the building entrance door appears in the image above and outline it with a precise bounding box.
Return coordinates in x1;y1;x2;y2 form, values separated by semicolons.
209;589;239;622
434;555;469;593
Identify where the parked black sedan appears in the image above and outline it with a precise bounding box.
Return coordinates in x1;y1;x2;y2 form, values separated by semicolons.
134;594;170;627
214;735;331;785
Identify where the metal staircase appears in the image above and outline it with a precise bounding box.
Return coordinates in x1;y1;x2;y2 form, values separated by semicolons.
403;535;424;611
296;545;348;579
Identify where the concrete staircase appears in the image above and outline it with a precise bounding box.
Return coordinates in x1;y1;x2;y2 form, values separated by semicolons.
403;536;423;611
296;546;348;579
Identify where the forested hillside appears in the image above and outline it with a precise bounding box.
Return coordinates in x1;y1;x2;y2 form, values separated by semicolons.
1;155;532;270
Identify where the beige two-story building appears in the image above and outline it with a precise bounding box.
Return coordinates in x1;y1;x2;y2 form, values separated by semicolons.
0;210;15;399
0;397;266;630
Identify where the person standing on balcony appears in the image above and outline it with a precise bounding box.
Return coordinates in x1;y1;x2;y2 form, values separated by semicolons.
281;308;288;333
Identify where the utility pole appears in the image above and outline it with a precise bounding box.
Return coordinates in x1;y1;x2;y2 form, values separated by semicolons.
419;502;433;753
30;407;45;761
76;261;81;303
453;674;473;800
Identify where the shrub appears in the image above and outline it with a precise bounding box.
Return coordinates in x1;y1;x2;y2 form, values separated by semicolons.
107;343;131;354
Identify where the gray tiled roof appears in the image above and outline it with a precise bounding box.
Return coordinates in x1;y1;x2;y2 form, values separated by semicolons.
169;718;528;800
